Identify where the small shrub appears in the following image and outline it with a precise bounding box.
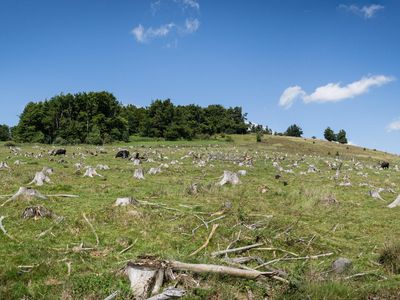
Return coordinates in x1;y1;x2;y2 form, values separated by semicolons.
225;136;234;143
378;243;400;274
3;141;16;147
54;137;68;145
256;132;263;142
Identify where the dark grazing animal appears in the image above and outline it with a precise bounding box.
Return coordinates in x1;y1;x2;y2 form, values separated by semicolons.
115;150;130;159
50;149;66;156
381;161;389;169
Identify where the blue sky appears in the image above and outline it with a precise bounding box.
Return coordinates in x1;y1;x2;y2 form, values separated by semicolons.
1;0;399;153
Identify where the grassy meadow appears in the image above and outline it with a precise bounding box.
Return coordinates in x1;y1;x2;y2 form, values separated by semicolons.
0;134;400;299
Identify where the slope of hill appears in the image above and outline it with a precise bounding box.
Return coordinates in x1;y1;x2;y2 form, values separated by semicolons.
0;135;399;299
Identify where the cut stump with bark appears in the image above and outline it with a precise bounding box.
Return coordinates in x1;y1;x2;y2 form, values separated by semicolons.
218;171;240;186
1;187;47;207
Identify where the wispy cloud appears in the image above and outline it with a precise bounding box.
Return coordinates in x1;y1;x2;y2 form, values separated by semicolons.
179;0;200;11
184;18;200;33
132;23;175;43
386;120;400;132
133;0;200;45
279;75;395;109
339;4;384;18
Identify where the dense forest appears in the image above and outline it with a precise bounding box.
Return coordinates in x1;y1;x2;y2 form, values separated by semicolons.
9;92;248;144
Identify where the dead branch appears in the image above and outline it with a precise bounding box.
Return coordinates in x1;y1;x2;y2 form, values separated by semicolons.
189;224;219;256
211;243;263;257
255;252;333;269
46;194;79;198
104;290;119;300
119;239;138;255
83;213;99;247
344;270;387;280
192;215;225;234
254;247;299;257
169;260;275;279
36;217;64;239
147;287;186;300
0;216;18;242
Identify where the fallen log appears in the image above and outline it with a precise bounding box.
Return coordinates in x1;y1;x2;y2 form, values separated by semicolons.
125;258;278;298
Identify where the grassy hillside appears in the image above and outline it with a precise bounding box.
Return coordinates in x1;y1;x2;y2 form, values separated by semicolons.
0;135;399;299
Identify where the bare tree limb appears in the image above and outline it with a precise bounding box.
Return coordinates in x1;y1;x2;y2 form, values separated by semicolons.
211;243;264;257
0;216;18;242
189;224;219;256
83;213;99;247
255;252;333;269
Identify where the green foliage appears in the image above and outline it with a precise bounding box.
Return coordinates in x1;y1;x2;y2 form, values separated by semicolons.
378;243;400;274
324;127;336;142
336;129;348;144
285;124;303;137
14;92;126;144
14;94;248;144
0;124;11;141
256;131;263;142
3;141;16;147
324;127;348;144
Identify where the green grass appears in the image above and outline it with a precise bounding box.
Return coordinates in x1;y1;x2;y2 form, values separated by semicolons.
0;134;399;299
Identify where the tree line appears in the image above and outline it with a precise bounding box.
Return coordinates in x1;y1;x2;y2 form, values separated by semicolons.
3;92;248;144
249;123;348;144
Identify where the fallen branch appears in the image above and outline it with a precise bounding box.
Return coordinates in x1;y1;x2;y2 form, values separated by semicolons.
125;258;280;298
255;252;334;269
46;194;79;198
211;243;263;257
169;260;275;279
104;290;119;300
189;224;219;256
192;215;225;234
119;239;138;255
344;270;387;280
36;217;64;239
147;287;186;300
0;216;18;241
83;213;99;247
254;247;299;257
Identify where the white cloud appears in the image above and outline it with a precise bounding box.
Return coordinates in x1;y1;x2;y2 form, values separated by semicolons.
131;23;175;43
386;120;400;132
133;0;200;45
348;141;358;146
339;4;384;18
279;75;394;109
179;0;200;10
279;86;306;109
184;18;200;33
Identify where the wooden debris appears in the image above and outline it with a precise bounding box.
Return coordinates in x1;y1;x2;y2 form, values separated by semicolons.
28;171;51;186
147;287;186;300
387;194;400;208
189;224;219;256
82;213;99;247
125;258;278;298
211;243;263;257
148;167;162;175
0;161;10;169
0;216;18;241
255;252;334;269
369;188;385;200
83;167;102;178
218;171;240;186
134;168;145;180
1;187;47;207
114;197;139;207
22;205;55;219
